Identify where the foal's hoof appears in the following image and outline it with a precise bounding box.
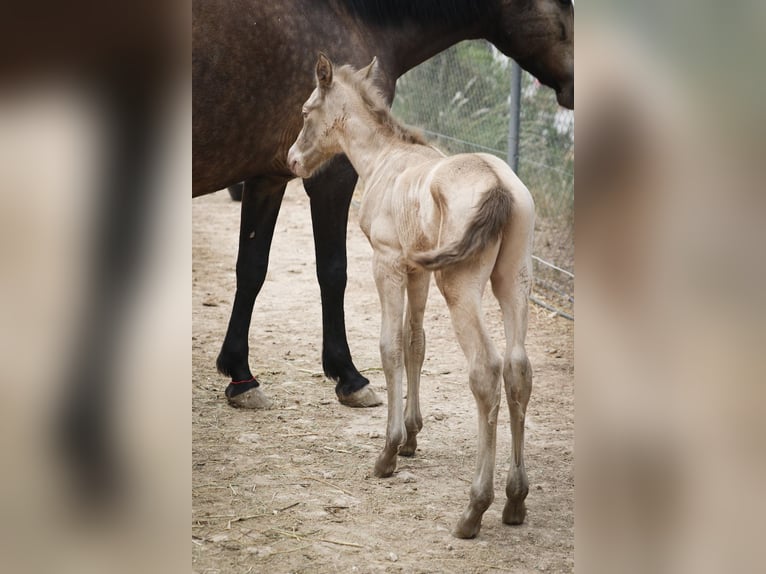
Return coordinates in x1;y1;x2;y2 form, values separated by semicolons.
373;454;397;478
226;384;272;409
338;385;382;408
453;515;483;539
502;500;527;525
398;438;417;457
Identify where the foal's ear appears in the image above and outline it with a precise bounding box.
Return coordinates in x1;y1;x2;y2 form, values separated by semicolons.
358;56;379;81
316;53;333;90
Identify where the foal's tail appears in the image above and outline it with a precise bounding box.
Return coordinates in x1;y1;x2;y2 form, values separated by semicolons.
409;186;513;270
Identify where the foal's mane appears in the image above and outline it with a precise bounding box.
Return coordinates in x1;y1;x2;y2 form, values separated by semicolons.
335;65;427;146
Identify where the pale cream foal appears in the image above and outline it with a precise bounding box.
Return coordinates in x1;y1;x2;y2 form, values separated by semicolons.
288;54;535;539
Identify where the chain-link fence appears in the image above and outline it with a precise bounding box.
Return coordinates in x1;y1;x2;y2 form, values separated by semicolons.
392;40;574;319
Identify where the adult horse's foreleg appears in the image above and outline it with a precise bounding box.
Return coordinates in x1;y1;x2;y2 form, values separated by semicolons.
217;177;286;409
399;270;430;457
303;155;380;407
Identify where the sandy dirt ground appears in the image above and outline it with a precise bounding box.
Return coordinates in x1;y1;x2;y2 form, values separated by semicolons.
192;182;573;573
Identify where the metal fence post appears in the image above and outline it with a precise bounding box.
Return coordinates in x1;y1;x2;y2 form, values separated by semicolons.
507;60;521;173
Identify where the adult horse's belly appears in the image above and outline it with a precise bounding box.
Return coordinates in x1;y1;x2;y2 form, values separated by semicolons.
192;1;317;196
192;0;373;197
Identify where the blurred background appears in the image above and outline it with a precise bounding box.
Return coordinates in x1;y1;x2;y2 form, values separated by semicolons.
575;2;766;573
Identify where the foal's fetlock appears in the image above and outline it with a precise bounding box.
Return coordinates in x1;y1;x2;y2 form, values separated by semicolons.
399;429;418;457
454;486;493;538
503;474;529;525
506;472;529;502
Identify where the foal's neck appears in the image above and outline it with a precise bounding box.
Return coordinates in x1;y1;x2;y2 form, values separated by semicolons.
339;110;420;184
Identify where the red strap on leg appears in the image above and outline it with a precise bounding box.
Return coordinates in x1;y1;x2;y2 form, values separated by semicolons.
230;377;257;385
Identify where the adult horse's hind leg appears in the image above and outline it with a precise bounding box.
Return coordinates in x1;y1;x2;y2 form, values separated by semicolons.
304;155;380;408
491;254;533;525
217;176;286;408
438;268;503;539
400;270;430;457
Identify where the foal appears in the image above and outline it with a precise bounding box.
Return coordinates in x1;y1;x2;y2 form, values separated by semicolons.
288;55;535;539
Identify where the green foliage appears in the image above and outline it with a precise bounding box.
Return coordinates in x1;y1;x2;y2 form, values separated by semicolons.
517;74;574;220
393;41;511;156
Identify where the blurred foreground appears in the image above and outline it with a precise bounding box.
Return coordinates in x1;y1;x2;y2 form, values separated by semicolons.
576;4;766;573
0;2;189;572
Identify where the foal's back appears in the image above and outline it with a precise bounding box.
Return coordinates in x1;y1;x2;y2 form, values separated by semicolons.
388;151;531;265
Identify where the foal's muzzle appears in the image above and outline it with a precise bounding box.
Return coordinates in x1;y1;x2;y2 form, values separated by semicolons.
286;145;309;178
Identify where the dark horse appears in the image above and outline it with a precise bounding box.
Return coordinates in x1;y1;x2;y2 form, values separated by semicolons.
193;0;573;409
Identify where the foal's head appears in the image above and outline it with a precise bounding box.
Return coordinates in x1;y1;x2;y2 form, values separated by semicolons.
288;54;415;179
287;54;358;178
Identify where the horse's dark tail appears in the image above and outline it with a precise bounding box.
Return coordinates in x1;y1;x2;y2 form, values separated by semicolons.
409;186;513;270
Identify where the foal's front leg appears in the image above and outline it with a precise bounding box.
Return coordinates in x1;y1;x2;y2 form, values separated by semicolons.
372;256;407;478
400;270;430;457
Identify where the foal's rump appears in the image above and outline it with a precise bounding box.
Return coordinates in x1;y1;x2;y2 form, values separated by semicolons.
408;154;521;271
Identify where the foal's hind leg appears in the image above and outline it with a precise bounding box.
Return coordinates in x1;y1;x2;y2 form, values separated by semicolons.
438;270;503;539
400;270;430;457
492;258;533;525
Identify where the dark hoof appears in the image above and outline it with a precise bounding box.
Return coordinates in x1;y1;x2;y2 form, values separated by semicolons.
337;385;382;408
